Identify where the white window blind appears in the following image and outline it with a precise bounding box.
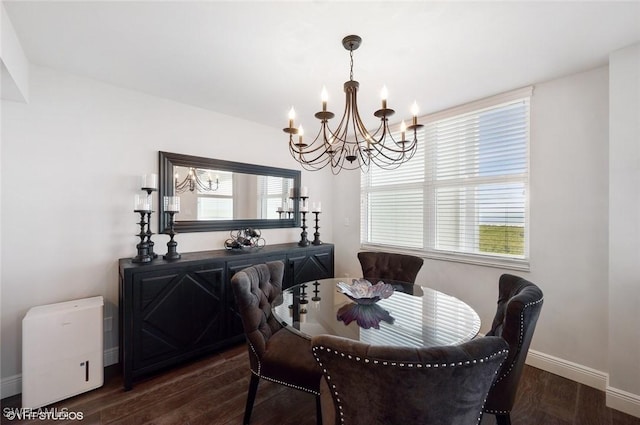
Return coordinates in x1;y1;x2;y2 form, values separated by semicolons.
197;171;233;220
361;88;531;269
258;175;291;219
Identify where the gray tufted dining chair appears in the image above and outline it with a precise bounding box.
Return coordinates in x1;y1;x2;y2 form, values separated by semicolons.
312;334;509;425
357;251;424;284
231;261;323;425
483;274;544;425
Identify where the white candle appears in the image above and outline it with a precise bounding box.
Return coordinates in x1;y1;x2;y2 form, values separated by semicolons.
289;188;295;198
277;206;283;212
301;204;309;212
164;196;180;212
134;194;150;211
300;186;309;197
141;173;158;190
315;202;322;213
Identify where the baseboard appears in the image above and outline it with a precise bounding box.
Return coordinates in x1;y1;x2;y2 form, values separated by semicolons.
1;374;21;399
525;349;608;390
526;349;640;419
1;346;119;399
607;385;640;418
104;346;119;367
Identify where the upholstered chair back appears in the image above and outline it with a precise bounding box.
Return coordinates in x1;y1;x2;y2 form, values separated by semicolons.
312;335;509;425
357;251;424;284
231;261;284;370
484;274;544;422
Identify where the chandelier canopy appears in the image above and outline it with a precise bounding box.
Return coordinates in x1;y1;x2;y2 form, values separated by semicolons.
284;35;422;174
174;168;219;193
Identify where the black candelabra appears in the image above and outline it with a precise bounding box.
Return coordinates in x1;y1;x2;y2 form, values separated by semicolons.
298;195;310;246
132;209;152;263
298;211;310;247
164;211;181;260
312;281;321;303
132;174;158;263
312;211;322;245
141;186;157;259
163;196;181;260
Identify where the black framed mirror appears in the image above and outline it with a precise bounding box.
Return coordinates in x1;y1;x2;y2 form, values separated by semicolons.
159;151;301;233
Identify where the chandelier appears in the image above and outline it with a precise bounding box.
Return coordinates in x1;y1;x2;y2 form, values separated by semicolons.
174;168;219;193
284;35;422;174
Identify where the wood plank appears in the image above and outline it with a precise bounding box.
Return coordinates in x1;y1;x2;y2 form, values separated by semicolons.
3;348;640;425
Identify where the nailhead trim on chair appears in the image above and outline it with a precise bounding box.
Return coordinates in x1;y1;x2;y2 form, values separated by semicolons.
248;341;321;396
493;296;544;385
312;345;509;425
484;408;511;414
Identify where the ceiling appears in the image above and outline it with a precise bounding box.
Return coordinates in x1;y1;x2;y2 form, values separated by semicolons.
3;1;640;132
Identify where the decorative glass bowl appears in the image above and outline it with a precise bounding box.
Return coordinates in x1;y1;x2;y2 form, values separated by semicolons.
337;279;394;304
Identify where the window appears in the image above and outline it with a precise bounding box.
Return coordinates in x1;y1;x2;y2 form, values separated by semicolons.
257;175;292;219
197;171;233;220
361;87;531;269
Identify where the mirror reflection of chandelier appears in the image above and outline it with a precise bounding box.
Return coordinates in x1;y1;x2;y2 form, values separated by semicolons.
284;35;422;174
174;168;219;193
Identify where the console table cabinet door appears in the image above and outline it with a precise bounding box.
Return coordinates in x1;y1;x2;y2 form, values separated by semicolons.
131;263;227;372
287;247;334;288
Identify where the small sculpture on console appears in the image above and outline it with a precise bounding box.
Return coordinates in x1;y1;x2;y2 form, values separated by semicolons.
224;228;266;250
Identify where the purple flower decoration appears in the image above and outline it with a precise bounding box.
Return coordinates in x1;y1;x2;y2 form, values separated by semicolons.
337;303;395;329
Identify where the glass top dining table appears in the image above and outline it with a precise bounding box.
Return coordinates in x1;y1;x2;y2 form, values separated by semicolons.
272;278;481;348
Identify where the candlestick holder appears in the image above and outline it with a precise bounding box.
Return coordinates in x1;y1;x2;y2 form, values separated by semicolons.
298;211;310;246
163;211;181;260
300;196;309;209
142;187;158;259
312;281;322;303
132;210;152;263
312;211;322;245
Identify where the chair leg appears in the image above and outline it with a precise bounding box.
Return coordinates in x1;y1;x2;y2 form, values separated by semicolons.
243;374;260;425
495;413;512;425
315;394;323;425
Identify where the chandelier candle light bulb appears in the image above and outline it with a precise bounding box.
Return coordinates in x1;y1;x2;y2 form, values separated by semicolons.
381;85;388;109
288;107;295;129
321;86;328;112
411;101;419;126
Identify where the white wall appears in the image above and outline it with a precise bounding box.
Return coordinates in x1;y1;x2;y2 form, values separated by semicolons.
0;3;29;102
333;64;640;413
0;65;334;395
608;43;640;416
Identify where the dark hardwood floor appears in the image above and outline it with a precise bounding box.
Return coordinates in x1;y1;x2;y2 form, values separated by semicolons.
2;343;639;425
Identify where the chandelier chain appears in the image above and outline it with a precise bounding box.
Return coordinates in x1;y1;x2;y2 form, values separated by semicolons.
349;49;354;81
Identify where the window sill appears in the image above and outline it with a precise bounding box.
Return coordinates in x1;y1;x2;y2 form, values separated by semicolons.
360;244;530;272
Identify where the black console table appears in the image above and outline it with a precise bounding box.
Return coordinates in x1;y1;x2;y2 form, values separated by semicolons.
118;242;334;390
